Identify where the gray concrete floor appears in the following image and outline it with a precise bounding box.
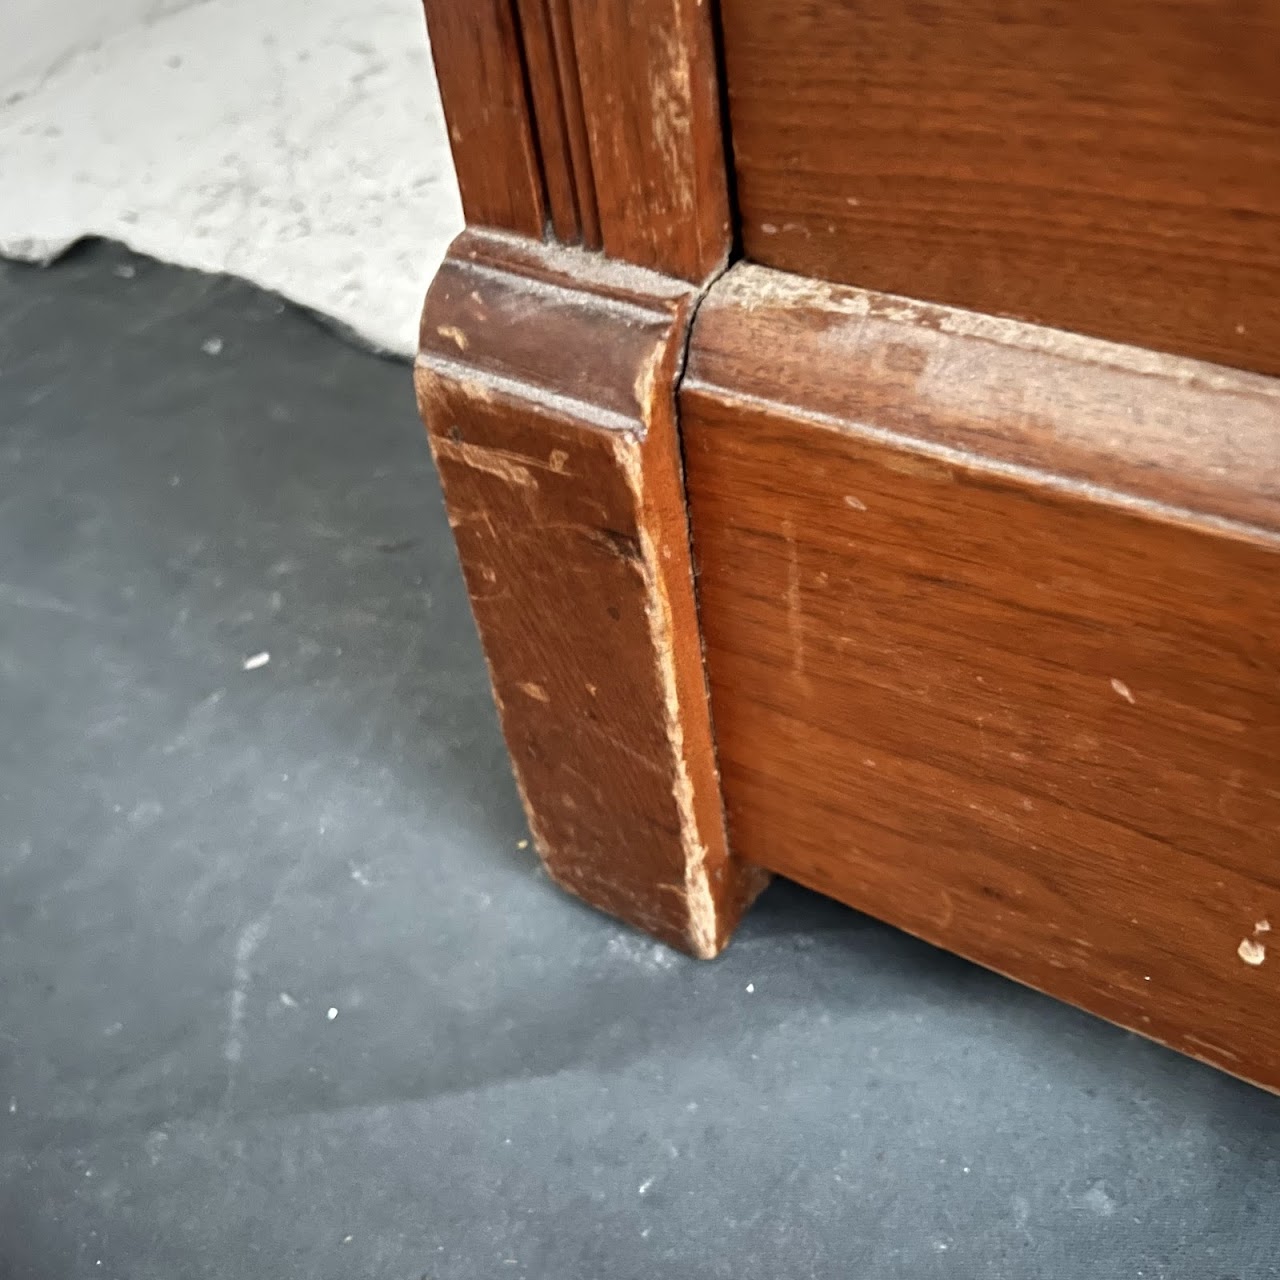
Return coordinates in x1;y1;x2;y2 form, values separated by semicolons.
2;242;1278;1280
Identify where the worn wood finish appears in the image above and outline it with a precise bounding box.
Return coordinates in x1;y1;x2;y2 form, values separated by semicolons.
511;0;581;243
421;0;545;238
416;3;744;953
547;0;601;248
681;263;1280;1089
509;0;602;247
566;0;732;280
721;0;1280;375
421;0;730;276
416;230;766;957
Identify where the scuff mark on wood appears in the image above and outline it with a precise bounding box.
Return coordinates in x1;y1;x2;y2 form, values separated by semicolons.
1110;678;1136;705
646;23;696;216
623;451;720;957
433;436;537;489
436;324;470;351
583;526;644;563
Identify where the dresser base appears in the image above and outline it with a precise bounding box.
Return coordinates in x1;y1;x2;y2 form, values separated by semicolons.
418;243;1280;1092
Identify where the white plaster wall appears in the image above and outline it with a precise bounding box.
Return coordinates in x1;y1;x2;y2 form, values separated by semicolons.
0;0;463;356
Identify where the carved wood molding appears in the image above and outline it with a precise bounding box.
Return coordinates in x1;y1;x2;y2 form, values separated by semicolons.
422;0;732;281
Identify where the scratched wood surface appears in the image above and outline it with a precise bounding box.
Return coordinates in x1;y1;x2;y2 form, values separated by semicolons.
681;263;1280;1089
422;0;730;278
566;0;732;280
511;0;585;244
721;0;1280;375
416;231;766;956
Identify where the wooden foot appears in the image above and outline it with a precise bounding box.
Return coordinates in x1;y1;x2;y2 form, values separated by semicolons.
415;231;766;957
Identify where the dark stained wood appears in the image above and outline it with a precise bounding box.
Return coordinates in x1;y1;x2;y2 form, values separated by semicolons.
506;0;603;248
721;0;1280;375
512;0;581;243
547;0;601;249
416;230;767;957
681;262;1280;1090
567;0;732;280
422;0;729;276
415;5;748;952
421;0;546;238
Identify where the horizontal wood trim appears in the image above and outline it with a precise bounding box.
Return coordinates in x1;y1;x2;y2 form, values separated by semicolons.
690;266;1280;542
721;0;1280;375
682;262;1280;1089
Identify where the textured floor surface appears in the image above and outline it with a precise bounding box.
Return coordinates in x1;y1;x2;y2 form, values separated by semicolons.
1;243;1278;1280
0;0;462;356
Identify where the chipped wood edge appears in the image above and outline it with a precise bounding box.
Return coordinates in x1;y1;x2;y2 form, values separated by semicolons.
619;438;721;957
415;232;765;957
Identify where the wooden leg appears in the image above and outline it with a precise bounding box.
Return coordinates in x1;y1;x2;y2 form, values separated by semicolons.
415;231;766;957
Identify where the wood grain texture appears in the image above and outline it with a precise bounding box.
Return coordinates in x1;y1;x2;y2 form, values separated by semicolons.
546;0;601;248
682;262;1280;1088
422;0;730;276
567;0;732;280
508;0;602;247
512;0;581;243
416;230;766;957
721;0;1280;375
421;0;546;238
